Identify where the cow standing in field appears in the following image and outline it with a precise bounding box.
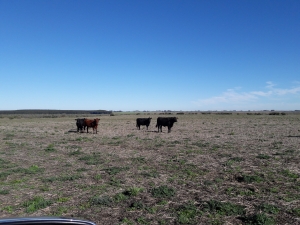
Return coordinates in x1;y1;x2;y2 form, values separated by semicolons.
75;118;86;132
156;117;178;133
136;117;152;130
84;118;100;134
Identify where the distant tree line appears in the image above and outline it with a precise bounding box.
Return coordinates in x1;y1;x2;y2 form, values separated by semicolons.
0;110;112;115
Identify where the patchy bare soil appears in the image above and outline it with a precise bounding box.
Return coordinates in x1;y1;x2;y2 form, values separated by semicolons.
0;113;299;224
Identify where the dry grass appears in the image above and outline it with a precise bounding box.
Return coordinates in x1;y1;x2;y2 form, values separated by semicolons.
0;113;299;224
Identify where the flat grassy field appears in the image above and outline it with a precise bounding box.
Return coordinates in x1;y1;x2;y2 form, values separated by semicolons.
0;113;299;224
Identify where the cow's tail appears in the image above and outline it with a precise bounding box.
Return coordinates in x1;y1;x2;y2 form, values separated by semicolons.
155;123;158;127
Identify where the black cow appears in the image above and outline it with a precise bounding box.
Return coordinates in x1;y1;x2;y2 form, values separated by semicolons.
136;117;152;130
75;118;86;132
156;117;178;133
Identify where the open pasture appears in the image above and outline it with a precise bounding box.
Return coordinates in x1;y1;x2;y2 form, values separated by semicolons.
0;113;299;224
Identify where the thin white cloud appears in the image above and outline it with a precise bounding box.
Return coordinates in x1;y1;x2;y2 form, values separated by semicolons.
193;82;300;108
198;88;257;104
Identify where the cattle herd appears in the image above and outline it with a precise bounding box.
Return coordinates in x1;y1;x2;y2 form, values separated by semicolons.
75;118;100;134
75;117;178;133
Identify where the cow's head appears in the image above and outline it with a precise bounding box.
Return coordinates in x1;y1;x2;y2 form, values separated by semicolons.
94;118;100;125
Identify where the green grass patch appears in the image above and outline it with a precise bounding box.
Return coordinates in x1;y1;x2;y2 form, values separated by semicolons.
281;169;299;179
0;158;15;169
290;207;300;217
103;166;129;175
75;137;93;142
42;174;82;182
113;193;128;202
3;133;14;140
192;141;210;148
26;165;44;174
256;203;280;214
151;185;176;199
131;157;146;163
123;187;144;197
237;174;264;183
0;171;11;181
23;196;53;213
91;195;113;206
78;152;105;165
256;154;271;159
130;201;145;210
68;149;82;156
202;200;245;216
0;189;10;194
45;144;56;152
176;202;200;224
242;213;275;225
141;171;160;178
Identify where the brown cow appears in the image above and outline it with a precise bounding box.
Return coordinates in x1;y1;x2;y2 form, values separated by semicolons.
84;118;100;134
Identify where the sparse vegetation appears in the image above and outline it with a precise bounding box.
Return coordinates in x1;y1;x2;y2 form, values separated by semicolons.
0;112;299;224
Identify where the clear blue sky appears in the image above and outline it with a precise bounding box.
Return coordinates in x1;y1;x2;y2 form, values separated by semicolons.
1;0;299;111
